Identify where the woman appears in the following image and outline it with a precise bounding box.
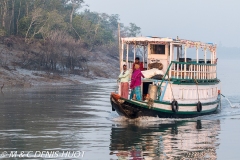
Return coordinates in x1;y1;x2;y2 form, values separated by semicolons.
130;64;145;101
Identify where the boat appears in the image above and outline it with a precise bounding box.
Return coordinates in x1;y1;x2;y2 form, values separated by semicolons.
110;36;221;119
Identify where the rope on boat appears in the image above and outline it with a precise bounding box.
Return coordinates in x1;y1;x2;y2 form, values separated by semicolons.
167;75;179;112
194;78;200;102
194;78;202;112
167;75;175;101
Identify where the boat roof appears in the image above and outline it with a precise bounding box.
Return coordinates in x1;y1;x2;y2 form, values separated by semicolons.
122;36;216;49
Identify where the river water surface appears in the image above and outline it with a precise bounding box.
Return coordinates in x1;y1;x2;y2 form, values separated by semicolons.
0;59;240;160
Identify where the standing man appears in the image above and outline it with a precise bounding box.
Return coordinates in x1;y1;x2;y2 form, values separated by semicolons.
118;64;130;99
132;57;144;71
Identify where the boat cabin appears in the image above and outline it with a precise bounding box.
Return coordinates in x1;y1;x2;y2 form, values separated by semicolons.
120;36;218;101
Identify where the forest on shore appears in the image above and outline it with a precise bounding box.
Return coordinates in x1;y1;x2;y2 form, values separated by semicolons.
0;0;141;82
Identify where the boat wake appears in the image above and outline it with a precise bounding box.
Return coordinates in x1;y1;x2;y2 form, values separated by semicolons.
228;103;240;108
109;112;196;125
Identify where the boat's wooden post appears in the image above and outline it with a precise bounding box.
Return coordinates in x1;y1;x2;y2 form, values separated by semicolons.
211;50;213;64
134;44;136;61
204;48;207;79
215;49;217;78
214;51;215;78
213;50;215;63
210;51;213;79
121;40;124;72
177;46;179;61
126;44;129;68
146;45;149;69
184;45;187;79
205;65;207;79
212;51;214;79
196;47;199;79
181;64;183;79
190;64;192;79
194;64;196;79
118;23;122;72
118;39;124;95
213;50;214;79
143;46;145;69
215;47;217;76
169;43;172;78
177;63;179;79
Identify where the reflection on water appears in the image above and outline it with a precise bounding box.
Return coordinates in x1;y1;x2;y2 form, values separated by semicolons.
110;120;220;159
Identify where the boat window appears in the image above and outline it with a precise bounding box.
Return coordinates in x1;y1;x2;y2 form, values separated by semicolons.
151;45;165;54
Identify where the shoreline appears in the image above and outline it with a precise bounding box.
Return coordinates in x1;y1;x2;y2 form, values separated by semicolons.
0;67;116;89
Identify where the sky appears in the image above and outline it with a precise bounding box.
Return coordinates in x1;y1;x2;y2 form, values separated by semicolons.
83;0;240;48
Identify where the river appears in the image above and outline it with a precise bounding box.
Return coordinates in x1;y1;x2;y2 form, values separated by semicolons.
0;59;239;159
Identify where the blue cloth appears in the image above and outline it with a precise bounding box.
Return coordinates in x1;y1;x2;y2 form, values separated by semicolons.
130;86;142;101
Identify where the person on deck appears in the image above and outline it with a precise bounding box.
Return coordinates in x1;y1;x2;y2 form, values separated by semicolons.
118;64;130;99
130;64;145;101
132;57;144;71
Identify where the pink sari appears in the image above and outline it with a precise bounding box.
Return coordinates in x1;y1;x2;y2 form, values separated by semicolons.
130;69;144;89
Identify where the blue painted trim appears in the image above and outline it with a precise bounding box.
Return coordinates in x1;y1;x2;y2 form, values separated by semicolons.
159;81;168;101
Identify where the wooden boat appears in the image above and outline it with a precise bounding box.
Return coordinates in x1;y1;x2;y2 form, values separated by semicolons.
110;36;221;119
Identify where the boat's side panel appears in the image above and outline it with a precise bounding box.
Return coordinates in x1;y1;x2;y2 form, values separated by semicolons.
153;102;218;113
162;83;220;104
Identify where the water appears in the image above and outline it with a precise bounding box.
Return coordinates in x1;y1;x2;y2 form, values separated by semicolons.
0;59;239;159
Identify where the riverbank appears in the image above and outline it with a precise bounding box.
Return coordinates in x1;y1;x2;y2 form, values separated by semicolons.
0;37;119;88
0;66;116;88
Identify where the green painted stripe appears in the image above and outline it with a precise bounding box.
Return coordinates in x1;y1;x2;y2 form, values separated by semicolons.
172;79;220;85
171;61;217;66
122;98;220;114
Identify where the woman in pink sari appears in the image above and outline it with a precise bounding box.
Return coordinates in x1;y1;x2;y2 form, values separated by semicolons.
130;64;145;101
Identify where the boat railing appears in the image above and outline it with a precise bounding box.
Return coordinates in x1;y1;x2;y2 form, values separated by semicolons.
169;61;217;80
158;61;217;89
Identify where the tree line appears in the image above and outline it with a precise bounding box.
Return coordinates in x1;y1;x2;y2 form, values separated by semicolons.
0;0;141;74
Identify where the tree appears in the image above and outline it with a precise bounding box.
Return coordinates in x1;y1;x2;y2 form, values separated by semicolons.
123;23;141;37
24;8;43;42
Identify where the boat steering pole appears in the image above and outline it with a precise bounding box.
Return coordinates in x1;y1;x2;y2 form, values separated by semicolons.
220;93;225;97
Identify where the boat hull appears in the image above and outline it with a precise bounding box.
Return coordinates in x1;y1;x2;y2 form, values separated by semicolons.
110;93;220;119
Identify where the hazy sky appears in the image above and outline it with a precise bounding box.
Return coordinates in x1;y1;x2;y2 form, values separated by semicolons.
83;0;240;47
